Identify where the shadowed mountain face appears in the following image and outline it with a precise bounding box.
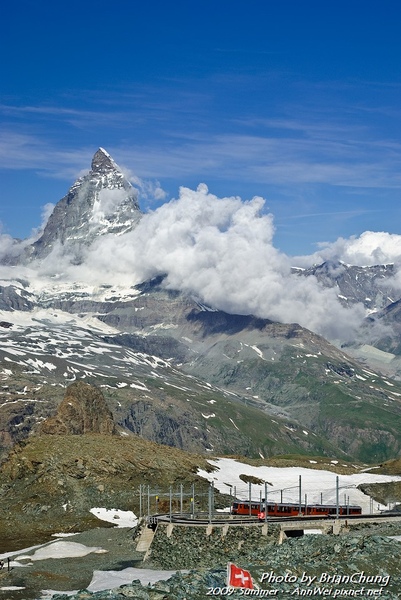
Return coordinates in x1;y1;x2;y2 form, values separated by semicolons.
27;148;141;261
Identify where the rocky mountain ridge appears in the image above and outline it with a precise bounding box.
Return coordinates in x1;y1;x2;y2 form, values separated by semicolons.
294;260;398;311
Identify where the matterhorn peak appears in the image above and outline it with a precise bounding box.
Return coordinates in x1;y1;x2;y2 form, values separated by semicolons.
27;149;142;261
91;147;120;174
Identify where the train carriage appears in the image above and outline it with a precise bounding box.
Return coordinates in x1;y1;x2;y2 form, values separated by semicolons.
231;500;362;518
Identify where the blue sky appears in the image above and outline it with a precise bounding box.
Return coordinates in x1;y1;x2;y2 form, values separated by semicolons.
2;0;401;256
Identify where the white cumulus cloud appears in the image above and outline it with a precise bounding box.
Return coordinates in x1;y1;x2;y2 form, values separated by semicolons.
11;181;401;342
294;231;401;268
35;184;366;342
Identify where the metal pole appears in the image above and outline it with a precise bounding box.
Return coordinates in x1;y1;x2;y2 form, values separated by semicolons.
147;485;150;517
280;489;283;503
208;484;212;523
169;486;172;523
192;483;195;518
249;482;252;517
336;476;339;519
298;475;302;515
139;484;142;519
212;481;215;518
180;484;183;515
320;492;323;505
264;482;267;523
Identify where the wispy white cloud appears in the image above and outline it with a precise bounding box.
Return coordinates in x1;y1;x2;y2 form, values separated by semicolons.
282;209;377;220
114;132;401;190
0;103;147;131
0;131;92;178
3;74;401;193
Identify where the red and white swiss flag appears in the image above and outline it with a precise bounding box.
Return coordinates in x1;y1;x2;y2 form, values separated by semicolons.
227;562;254;589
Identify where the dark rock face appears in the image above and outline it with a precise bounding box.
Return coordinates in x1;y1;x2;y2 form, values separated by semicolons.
40;381;116;435
122;400;213;453
27;148;141;261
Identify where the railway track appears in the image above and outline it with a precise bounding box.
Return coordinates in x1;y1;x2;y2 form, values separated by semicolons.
147;511;401;527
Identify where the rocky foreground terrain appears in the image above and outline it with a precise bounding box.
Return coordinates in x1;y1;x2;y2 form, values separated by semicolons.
0;509;401;600
2;525;399;600
0;382;401;599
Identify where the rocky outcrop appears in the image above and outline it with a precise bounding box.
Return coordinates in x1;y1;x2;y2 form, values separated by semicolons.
40;382;116;435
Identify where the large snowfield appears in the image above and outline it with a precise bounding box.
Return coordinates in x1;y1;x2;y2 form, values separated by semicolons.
198;458;401;513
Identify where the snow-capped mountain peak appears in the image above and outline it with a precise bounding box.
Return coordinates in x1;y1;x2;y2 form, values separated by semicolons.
90;147;132;188
27;148;142;261
92;146;116;170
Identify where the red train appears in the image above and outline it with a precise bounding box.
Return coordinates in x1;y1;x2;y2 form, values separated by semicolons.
231;500;362;518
